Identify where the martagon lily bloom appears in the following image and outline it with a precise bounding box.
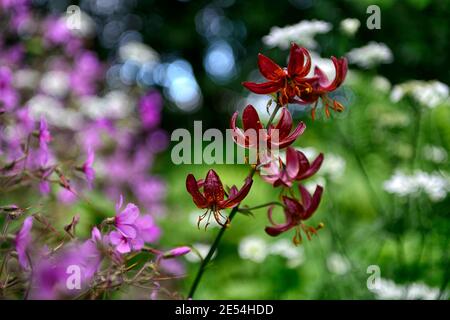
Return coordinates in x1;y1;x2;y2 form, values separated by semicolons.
260;147;324;187
297;56;348;119
231;104;305;151
186;169;253;228
265;185;324;245
243;43;313;105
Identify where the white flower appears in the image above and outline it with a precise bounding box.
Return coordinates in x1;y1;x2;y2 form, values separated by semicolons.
383;170;449;201
321;153;346;181
390;80;449;108
340;18;360;36
415;172;448;201
404;282;445;300
238;236;268;263
263;20;332;50
347;42;393;68
119;41;159;65
371;278;444;300
326;253;350;275
40;71;70;98
185;243;216;263
13;69;40;89
383;170;418;197
79;91;133;120
269;239;304;268
28;94;83;129
64;9;95;38
372;76;391;93
390;86;405;103
423;145;448;164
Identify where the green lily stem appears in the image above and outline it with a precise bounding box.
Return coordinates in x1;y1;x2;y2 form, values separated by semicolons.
187;102;283;299
238;201;284;212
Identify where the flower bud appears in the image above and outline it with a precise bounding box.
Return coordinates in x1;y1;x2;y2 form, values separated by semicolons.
163;246;191;259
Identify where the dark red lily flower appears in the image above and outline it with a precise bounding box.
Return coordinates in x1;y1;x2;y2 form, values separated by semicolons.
242;43;313;105
265;184;324;245
186;169;253;228
231;105;305;151
260;147;324;187
297;56;348;119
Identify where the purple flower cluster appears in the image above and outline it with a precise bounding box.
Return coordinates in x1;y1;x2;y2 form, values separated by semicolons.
11;197;188;299
0;2;180;300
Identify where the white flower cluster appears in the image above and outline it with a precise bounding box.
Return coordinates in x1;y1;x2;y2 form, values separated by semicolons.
347;42;393;69
340;18;360;36
423;145;448;164
238;236;304;268
383;170;449;201
370;278;445;300
390;80;449;109
263;20;332;50
326;253;351;275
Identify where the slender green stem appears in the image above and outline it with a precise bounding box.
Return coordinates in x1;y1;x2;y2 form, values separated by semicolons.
238;201;283;212
187;102;283;299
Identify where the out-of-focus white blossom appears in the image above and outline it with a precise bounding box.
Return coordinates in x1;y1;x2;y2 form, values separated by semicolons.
423;145;448;164
64;9;95;38
263;20;332;50
372;76;391;93
326;253;350;275
80;91;133;119
321;153;346;181
13;69;40;89
390;80;449;108
269;239;305;268
383;170;449;201
185;243;216;263
119;41;159;65
340;18;360;36
370;278;445;300
40;71;70;98
238;236;268;263
347;42;393;69
28;94;83;129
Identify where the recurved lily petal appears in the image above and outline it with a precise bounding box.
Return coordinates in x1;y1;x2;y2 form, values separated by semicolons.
257;53;285;81
314;65;330;88
302;185;323;220
242;80;283;94
272;107;293;140
242;104;263;131
230;111;249;147
297;153;324;180
265;205;295;237
275;121;306;149
316;57;348;92
220;177;253;208
186;174;208;208
265;222;294;237
285;147;300;180
283;196;305;217
288;44;311;79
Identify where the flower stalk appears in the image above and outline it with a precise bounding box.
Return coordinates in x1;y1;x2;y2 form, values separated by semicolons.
187;102;282;299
